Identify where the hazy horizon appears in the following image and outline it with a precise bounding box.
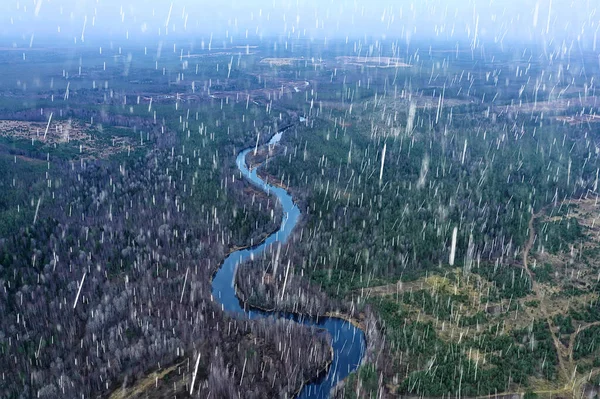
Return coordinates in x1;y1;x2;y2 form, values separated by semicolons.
1;0;598;49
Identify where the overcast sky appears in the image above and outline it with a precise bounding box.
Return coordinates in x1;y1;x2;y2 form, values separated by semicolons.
0;0;597;47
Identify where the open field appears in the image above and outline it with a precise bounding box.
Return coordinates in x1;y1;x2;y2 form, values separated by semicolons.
260;57;304;66
0;119;138;159
336;56;411;68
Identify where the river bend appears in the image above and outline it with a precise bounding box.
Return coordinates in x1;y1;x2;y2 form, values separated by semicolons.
211;132;366;398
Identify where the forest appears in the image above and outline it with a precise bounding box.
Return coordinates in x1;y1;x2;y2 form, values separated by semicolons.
1;22;600;399
0;44;331;398
238;42;600;397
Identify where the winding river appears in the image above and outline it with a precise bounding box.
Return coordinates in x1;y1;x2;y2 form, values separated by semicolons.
211;131;366;398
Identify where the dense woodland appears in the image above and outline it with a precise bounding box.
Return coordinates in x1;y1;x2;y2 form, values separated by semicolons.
0;47;331;397
2;35;600;399
245;44;600;397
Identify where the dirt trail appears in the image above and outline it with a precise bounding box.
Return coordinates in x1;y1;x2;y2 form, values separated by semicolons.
364;203;599;399
522;207;600;399
522;210;569;383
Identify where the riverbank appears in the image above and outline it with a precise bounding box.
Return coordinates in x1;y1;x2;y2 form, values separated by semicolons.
211;131;367;398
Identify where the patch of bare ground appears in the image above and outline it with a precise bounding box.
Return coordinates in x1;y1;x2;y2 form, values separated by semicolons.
0;119;89;143
311;101;352;111
13;154;45;164
498;95;599;114
361;206;600;399
358;270;535;342
336;56;411;68
354;279;421;298
260;58;304;66
374;96;474;113
0;119;137;159
184;51;251;58
536;197;600;292
556;114;600;125
417;97;475;109
206;78;310;102
518;195;600;398
357;269;494;310
109;363;182;399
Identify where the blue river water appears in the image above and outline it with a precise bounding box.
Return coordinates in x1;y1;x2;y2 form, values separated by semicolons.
211;132;366;398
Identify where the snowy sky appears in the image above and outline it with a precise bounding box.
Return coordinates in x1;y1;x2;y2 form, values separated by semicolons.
0;0;597;46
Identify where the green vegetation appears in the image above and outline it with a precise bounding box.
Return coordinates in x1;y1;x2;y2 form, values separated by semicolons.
365;296;559;397
308;268;394;298
524;390;539;399
401;289;468;321
4;33;600;399
395;315;557;396
570;301;600;323
538;217;585;254
0;153;46;237
343;365;380;399
573;325;600;360
553;314;575;335
533;262;555;284
472;262;532;299
0;41;324;398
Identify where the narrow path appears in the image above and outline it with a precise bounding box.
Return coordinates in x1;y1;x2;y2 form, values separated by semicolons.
522;208;600;399
523;209;573;385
